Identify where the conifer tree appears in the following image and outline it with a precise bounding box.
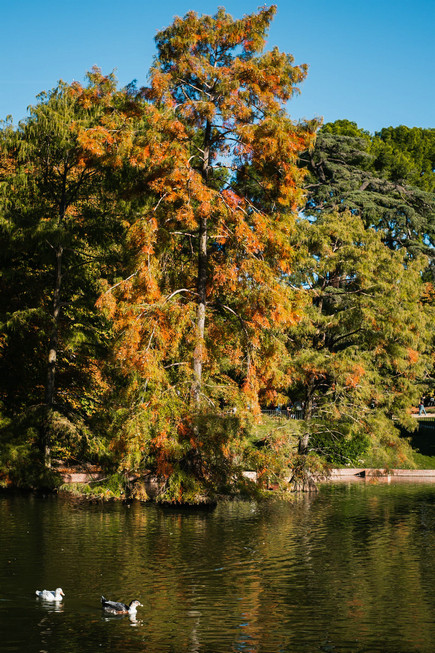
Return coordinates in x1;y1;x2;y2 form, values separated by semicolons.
286;211;432;467
297;120;435;469
372;125;435;193
97;6;315;500
0;71;127;473
301;120;435;260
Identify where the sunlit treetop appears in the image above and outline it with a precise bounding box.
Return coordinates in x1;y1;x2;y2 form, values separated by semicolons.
146;5;308;129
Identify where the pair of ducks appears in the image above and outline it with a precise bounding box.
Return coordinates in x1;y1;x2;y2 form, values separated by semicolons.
35;588;142;615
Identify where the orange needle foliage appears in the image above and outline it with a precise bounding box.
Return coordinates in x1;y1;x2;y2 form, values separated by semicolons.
87;7;317;499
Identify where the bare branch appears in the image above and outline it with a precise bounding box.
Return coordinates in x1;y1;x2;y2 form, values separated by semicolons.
170;231;198;238
153;193;168;212
163;288;195;304
101;271;138;295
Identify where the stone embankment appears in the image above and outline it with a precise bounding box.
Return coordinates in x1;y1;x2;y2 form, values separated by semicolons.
56;464;105;484
329;468;435;481
57;466;435;489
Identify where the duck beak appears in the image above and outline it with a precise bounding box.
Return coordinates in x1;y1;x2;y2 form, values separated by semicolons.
61;590;65;596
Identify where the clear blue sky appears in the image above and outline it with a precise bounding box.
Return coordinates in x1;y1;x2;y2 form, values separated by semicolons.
1;0;434;133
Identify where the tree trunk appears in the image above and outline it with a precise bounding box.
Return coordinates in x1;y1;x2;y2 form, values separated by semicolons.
298;431;310;455
42;244;63;467
294;383;319;491
298;383;314;454
193;216;207;406
192;119;212;407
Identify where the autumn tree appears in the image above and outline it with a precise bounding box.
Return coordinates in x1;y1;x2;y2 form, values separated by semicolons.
295;120;435;472
285;211;432;468
100;6;315;500
0;70;129;475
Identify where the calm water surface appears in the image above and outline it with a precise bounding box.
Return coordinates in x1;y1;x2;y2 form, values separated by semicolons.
1;483;435;653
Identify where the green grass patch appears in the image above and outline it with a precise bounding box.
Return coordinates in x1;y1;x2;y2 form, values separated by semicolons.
411;452;435;470
59;473;127;500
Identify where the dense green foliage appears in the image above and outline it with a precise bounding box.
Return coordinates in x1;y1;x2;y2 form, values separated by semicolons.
285;211;432;466
0;8;434;499
301;120;435;260
0;73;128;481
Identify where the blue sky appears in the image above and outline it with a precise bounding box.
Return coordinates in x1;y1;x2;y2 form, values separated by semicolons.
1;0;434;133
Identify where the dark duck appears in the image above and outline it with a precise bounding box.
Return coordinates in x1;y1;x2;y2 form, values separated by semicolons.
101;596;142;615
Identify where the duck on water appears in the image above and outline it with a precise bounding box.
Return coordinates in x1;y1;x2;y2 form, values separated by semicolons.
36;588;65;601
101;596;142;615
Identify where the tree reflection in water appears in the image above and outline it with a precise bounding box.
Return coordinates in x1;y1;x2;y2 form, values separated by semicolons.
0;486;434;652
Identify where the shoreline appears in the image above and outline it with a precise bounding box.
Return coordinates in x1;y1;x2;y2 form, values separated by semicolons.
327;468;435;483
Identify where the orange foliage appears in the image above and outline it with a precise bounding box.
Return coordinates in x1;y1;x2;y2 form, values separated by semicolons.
82;7;317;478
407;348;419;364
345;364;366;389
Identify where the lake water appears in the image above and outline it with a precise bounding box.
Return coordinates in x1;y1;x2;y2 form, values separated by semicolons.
1;483;435;653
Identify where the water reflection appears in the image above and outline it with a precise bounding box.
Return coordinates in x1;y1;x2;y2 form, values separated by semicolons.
101;612;141;626
36;598;64;613
0;486;435;652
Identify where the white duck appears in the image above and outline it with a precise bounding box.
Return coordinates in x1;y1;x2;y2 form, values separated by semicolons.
36;588;65;601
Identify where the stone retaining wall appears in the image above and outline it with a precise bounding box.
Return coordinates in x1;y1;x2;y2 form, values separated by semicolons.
60;471;106;484
329;468;435;479
59;467;435;488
